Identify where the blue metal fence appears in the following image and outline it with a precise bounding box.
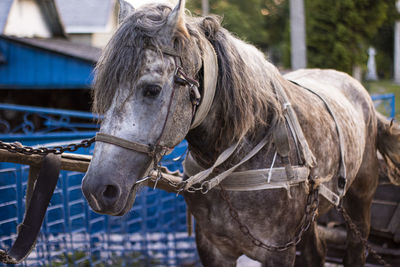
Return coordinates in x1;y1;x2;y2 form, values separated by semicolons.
0;105;198;266
371;93;396;119
0;150;198;266
0;93;396;266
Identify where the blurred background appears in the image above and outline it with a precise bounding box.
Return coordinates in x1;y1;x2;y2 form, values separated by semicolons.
0;0;399;112
0;0;399;113
0;1;399;266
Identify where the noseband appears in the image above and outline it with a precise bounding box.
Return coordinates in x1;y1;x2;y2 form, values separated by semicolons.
95;45;202;169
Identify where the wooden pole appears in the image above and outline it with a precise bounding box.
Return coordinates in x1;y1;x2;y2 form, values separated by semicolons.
202;0;209;16
0;149;181;192
290;0;307;70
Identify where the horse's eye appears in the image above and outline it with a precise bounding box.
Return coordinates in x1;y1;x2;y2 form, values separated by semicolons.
143;85;162;98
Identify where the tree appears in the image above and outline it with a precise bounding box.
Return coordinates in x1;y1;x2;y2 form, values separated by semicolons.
305;0;393;74
187;0;270;48
371;0;400;79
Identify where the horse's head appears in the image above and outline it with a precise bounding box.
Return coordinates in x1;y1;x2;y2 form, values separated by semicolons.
82;0;217;215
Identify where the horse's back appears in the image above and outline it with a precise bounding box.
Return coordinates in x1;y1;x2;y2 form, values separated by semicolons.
284;68;374;119
284;68;378;191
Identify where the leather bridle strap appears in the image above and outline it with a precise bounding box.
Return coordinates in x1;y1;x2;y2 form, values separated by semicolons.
95;133;169;155
94;46;202;157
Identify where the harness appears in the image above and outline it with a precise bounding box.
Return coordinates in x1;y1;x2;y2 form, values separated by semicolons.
94;43;345;207
182;80;343;207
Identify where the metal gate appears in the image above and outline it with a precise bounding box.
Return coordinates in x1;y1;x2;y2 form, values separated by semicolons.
0;104;198;266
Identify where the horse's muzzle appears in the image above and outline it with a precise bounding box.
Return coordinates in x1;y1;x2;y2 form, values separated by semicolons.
82;174;127;215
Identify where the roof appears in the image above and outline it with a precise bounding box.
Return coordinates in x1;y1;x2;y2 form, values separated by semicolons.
0;0;13;33
56;0;116;33
0;0;65;37
37;0;66;37
0;35;102;63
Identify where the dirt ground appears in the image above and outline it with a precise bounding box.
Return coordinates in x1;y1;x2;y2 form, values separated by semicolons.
236;256;343;266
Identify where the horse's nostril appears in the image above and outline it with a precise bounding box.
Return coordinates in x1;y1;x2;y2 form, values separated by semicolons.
103;184;119;200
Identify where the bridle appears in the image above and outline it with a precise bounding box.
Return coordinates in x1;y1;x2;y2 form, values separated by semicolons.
95;45;203;183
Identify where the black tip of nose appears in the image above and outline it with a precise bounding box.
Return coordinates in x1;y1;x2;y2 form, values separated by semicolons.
102;184;120;201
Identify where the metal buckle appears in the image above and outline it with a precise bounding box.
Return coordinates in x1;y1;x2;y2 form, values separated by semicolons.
200;181;210;194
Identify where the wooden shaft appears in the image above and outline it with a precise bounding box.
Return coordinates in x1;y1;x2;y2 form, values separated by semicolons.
0;149;181;192
0;149;90;172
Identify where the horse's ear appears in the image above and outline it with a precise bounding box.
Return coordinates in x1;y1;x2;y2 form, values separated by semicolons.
118;0;135;24
164;0;189;38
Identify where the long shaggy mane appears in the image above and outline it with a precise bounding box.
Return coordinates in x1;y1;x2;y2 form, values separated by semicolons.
93;3;284;141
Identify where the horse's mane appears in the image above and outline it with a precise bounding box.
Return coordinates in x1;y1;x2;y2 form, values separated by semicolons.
93;3;283;142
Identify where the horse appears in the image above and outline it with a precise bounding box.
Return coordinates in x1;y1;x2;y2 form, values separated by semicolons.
81;1;400;266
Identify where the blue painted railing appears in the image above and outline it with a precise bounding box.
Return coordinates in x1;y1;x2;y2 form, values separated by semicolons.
371;93;395;119
0;93;396;266
0;103;100;145
0;104;197;266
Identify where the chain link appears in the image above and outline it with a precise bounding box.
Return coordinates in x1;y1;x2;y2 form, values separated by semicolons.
0;138;96;156
219;182;319;252
336;205;391;267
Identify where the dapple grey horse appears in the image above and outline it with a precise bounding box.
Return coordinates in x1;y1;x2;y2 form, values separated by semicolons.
82;1;400;266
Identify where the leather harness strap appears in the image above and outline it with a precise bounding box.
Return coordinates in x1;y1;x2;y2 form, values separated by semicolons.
181;80;343;207
96;133;153;153
0;154;61;264
289;80;347;195
181;79;318;193
184;152;310;191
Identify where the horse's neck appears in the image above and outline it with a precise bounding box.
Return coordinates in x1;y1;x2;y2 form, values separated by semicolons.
186;33;287;167
185;94;274;168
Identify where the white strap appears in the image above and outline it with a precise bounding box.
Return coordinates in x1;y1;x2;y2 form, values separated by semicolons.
183;141;241;189
319;184;340;206
190;40;218;129
274;82;316;168
184;134;270;191
216;166;309;191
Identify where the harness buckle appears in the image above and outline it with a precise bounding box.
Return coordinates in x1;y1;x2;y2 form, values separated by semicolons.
174;67;201;106
200;181;211;194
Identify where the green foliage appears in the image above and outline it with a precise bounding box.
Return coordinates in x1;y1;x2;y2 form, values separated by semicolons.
371;0;400;79
187;0;398;75
187;0;270;48
306;0;394;74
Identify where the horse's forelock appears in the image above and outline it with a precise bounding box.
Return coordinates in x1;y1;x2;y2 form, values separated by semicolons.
92;3;205;115
92;4;174;114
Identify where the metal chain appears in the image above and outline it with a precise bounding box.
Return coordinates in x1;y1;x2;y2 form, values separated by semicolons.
219;182;319;252
336;205;391;267
0;138;95;155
